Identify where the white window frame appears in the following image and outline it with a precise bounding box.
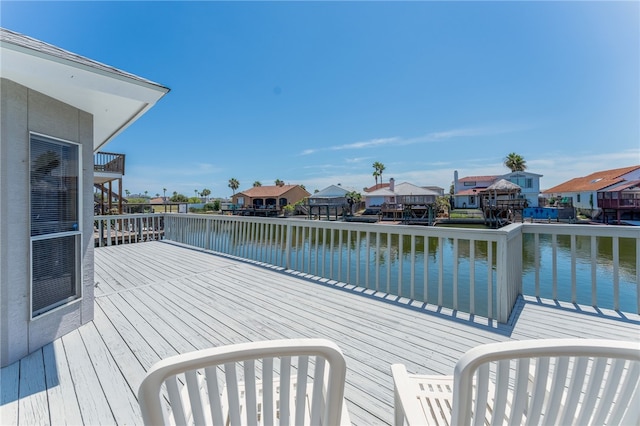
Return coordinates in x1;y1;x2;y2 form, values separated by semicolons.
29;132;83;319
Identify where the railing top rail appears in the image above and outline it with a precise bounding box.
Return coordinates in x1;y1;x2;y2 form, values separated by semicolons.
522;222;640;238
95;213;162;220
95;151;125;158
164;213;511;241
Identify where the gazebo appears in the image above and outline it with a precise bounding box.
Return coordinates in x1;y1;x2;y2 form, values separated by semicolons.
481;179;525;227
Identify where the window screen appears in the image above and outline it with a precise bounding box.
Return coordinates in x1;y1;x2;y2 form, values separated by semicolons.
30;134;81;317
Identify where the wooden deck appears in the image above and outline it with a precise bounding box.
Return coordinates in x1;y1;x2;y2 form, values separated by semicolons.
2;241;639;425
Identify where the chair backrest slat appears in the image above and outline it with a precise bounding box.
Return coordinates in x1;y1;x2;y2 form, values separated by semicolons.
279;356;292;425
165;375;187;426
508;358;529;426
244;360;258;425
545;356;569;420
262;358;274;426
490;359;510;426
295;355;309;425
204;366;225;425
525;357;549;426
225;362;241;425
472;364;489;426
185;370;206;425
310;358;326;425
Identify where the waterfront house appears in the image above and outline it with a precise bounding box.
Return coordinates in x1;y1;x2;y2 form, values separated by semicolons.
599;180;640;224
231;184;310;211
452;173;498;208
0;28;168;368
542;165;640;220
453;170;542;209
307;184;358;219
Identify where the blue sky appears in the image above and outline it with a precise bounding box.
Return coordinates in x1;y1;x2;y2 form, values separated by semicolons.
2;1;638;198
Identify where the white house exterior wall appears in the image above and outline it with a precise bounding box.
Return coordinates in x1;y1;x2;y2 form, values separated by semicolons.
502;172;542;207
0;78;94;367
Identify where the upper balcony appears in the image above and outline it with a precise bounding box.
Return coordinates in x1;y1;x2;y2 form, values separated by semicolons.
94;151;126;183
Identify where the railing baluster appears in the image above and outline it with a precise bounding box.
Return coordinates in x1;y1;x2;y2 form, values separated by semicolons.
534;233;540;296
423;236;429;304
453;238;458;310
356;230;361;287
637;237;640;314
552;233;558;300
397;233;403;296
375;231;381;292
613;236;619;311
438;236;443;307
347;230;352;285
386;233;391;293
571;234;577;303
314;227;320;276
470;239;475;315
410;235;415;299
487;240;493;319
365;231;371;290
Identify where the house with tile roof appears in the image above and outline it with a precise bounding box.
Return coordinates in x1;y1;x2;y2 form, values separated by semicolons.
231;184;310;212
0;28;168;367
542;165;640;220
452;170;542;209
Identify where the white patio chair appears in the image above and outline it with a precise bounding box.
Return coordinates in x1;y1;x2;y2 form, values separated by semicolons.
138;338;350;426
391;339;640;425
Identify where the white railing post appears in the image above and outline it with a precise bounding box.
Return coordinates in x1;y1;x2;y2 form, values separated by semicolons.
496;223;523;323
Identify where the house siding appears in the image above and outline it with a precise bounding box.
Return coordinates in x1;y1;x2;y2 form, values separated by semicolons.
0;78;94;367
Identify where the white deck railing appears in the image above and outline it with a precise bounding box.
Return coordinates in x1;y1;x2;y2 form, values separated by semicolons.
94;214;164;247
95;213;640;323
520;223;639;313
162;215;522;322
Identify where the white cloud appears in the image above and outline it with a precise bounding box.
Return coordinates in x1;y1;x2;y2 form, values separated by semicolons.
299;124;528;156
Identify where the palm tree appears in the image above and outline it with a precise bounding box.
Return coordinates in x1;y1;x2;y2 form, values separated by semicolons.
504;153;527;172
163;188;167;202
125;189;130;198
275;179;284;187
253;181;262;187
228;178;240;195
373;162;385;185
345;191;362;215
201;188;211;202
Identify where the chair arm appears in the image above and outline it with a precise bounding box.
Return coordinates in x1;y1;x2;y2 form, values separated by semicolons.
391;364;429;426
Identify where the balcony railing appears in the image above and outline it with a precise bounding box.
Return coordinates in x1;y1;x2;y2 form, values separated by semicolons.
94;151;125;174
94;213;640;323
599;198;640;209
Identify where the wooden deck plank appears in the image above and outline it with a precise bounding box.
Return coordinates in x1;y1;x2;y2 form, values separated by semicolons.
61;330;116;424
43;341;83;425
17;350;48;425
0;360;19;426
79;322;141;425
2;241;639;426
91;302;148;396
